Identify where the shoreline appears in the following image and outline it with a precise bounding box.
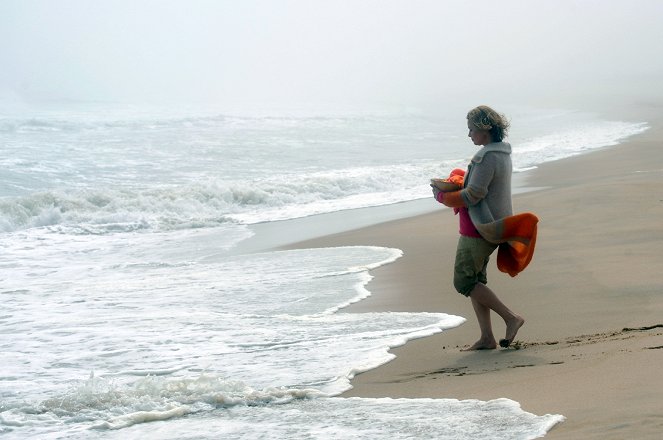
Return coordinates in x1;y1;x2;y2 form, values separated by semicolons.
283;106;663;438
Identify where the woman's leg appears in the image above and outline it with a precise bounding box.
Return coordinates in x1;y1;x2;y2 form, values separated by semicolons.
469;282;525;348
454;236;524;349
462;295;497;350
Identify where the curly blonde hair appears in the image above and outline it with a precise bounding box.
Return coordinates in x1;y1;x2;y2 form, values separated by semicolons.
467;105;510;142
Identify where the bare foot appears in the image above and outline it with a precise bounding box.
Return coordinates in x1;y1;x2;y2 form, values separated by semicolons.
461;339;497;351
499;316;525;348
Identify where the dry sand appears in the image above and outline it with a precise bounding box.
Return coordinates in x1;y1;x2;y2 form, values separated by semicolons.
284;105;663;439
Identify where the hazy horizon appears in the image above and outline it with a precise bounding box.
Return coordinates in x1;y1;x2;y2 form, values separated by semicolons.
2;0;662;110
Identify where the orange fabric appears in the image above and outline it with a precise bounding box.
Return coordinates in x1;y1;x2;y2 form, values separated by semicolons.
450;168;466;178
439;169;466;208
447;168;465;186
493;213;539;277
446;174;464;186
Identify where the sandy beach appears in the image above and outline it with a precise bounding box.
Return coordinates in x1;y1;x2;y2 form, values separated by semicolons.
284;104;663;439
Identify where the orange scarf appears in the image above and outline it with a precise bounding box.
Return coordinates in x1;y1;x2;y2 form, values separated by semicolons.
483;213;539;277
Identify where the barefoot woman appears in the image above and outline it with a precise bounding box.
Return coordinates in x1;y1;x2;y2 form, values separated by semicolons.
432;105;525;350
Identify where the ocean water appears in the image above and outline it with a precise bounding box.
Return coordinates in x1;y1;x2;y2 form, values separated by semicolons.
0;101;648;438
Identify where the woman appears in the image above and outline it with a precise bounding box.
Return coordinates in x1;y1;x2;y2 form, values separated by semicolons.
433;105;525;350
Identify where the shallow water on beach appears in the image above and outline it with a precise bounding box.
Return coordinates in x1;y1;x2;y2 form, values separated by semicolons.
1;101;646;438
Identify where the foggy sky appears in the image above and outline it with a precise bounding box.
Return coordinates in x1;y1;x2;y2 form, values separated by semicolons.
1;0;662;107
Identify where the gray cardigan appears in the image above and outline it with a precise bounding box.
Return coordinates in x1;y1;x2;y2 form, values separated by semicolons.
461;142;513;229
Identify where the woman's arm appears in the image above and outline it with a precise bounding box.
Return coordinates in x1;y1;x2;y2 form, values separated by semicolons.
438;190;466;208
461;154;496;207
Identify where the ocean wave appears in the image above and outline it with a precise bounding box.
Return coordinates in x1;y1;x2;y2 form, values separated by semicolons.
0;111;386;135
0;372;323;433
0;374;563;438
513;120;649;170
0;185;239;234
0;161;460;233
0;111;650;233
0;115;229;133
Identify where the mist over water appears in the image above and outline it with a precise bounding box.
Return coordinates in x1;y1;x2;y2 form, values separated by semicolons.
1;0;662;108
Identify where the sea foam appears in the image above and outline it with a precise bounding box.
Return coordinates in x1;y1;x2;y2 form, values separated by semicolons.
1;244;474;437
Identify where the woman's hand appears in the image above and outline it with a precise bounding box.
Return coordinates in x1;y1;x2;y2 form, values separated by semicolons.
431;184;443;203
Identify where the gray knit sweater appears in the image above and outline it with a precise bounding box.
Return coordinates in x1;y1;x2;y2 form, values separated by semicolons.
461;142;513;227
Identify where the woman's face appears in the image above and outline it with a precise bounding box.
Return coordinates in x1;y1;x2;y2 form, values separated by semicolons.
467;121;491;146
